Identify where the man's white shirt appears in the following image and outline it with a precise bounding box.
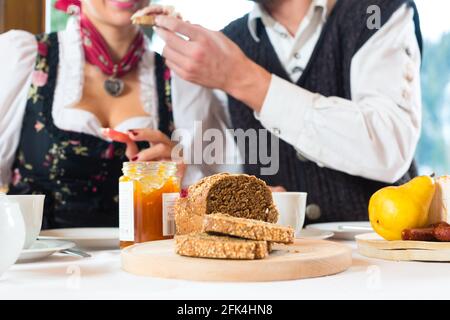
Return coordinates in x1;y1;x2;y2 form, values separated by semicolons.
172;0;422;185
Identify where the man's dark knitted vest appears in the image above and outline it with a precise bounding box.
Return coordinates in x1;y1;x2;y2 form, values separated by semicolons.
222;0;423;223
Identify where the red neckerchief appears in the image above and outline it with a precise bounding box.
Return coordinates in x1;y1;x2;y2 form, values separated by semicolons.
80;13;145;78
55;0;145;78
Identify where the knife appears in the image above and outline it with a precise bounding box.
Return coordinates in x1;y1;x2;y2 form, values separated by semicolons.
60;248;92;258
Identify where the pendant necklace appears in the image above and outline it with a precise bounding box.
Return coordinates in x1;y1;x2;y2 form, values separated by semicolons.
104;65;125;97
80;13;144;98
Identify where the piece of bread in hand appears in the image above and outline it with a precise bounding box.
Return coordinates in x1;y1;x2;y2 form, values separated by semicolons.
131;5;180;27
132;15;156;26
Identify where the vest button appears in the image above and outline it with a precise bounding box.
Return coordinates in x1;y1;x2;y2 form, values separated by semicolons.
404;64;414;82
296;151;308;162
292;66;305;74
405;46;412;57
402;89;412;101
272;128;281;136
306;204;321;220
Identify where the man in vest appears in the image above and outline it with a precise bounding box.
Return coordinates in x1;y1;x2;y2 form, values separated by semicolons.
156;0;423;222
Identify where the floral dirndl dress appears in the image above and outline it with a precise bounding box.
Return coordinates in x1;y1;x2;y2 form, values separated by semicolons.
7;33;174;229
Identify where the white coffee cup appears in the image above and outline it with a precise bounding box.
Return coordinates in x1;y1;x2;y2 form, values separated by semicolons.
7;195;45;249
272;192;307;237
0;195;25;277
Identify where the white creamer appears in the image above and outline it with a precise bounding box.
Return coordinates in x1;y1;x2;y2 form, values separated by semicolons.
0;194;26;277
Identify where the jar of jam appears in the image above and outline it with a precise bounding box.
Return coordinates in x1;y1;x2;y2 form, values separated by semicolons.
119;161;180;248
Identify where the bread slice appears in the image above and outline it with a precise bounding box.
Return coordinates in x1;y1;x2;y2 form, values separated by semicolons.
203;213;294;244
132;15;156;26
131;5;180;27
175;173;279;235
175;233;269;260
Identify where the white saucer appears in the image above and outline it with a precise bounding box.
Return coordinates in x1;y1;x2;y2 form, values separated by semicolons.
297;228;334;240
18;239;75;263
306;221;373;240
39;228;119;250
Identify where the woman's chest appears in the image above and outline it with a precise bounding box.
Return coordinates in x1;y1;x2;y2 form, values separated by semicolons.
75;65;149;128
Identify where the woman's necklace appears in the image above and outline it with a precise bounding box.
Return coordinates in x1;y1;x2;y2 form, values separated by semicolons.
104;65;125;97
79;13;145;97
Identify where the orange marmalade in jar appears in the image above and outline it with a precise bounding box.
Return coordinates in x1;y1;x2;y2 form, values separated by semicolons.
119;161;180;249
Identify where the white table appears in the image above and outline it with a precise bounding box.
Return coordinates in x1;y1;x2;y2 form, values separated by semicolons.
1;241;449;300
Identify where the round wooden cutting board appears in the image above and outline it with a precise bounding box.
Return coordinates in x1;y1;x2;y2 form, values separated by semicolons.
356;233;450;262
121;239;352;282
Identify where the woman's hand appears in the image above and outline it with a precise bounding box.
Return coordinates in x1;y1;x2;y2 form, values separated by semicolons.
126;128;186;179
102;127;185;175
102;127;180;162
126;128;175;162
154;16;271;112
101;128;139;160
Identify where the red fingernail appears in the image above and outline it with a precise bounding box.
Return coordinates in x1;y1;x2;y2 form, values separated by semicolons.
180;189;188;198
131;156;138;162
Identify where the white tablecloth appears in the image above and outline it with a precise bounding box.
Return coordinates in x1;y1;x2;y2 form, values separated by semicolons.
1;241;449;300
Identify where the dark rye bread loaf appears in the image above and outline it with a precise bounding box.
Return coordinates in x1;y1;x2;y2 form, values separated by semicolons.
203;213;294;244
175;233;269;260
175;173;279;235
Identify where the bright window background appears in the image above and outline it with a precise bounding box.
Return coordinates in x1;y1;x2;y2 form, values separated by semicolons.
415;0;450;176
48;0;450;176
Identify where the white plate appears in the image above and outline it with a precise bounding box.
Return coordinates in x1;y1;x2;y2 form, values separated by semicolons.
17;239;75;263
306;221;373;240
39;228;119;250
296;228;334;240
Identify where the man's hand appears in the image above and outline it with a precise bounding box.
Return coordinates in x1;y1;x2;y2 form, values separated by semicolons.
155;15;272;112
269;186;287;192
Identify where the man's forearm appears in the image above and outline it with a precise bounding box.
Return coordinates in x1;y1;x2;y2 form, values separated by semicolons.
225;59;272;113
155;16;272;112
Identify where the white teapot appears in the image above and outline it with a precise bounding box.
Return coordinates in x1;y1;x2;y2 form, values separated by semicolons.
0;194;26;277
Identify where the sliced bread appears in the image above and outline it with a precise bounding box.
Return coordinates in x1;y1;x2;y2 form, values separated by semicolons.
175;173;279;235
203;213;294;244
132;15;156;26
175;233;269;260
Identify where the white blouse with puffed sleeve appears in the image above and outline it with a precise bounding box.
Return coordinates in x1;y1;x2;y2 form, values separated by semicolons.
0;18;160;186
